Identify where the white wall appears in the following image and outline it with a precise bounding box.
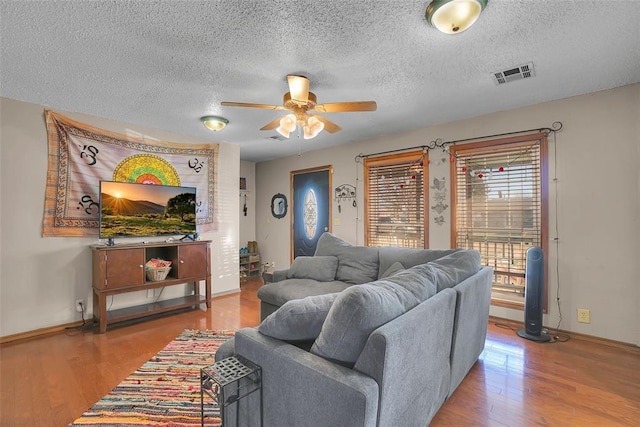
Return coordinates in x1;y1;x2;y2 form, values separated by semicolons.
256;84;640;345
239;160;256;248
0;97;240;337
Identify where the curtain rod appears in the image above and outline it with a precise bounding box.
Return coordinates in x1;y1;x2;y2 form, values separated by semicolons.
355;121;563;162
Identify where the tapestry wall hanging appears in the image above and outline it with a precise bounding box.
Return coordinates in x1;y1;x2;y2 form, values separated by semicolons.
43;110;219;237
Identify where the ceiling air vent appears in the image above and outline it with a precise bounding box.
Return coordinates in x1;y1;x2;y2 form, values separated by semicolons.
267;135;287;141
492;62;535;85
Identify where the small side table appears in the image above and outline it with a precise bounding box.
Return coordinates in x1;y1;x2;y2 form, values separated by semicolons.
200;355;262;427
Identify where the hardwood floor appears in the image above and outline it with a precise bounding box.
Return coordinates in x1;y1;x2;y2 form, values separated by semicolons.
1;278;638;426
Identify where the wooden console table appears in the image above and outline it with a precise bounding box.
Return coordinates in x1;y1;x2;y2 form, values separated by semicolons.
91;240;211;333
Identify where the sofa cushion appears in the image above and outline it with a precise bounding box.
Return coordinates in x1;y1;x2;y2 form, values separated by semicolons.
258;293;339;341
426;250;482;292
286;256;339;282
311;265;437;367
382;263;438;302
315;232;379;284
257;279;351;307
380;261;404;279
378;247;462;280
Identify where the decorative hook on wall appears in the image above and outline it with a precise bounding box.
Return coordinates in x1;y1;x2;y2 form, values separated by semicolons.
335;184;357;213
239;188;250;216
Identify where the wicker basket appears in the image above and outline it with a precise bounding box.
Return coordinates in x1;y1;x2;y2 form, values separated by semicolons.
146;266;171;282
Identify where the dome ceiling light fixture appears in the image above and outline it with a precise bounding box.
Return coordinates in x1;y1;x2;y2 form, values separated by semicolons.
200;115;229;131
426;0;488;34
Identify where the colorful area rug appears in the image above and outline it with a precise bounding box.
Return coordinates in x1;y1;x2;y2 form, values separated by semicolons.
70;329;234;426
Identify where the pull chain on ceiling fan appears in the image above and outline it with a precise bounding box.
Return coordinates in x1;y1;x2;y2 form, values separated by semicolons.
221;75;377;139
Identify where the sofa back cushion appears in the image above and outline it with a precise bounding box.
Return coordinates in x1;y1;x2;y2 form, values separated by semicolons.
315;233;379;284
379;261;404;279
378;247;461;280
286;256;339;282
310;264;437;367
426;250;481;292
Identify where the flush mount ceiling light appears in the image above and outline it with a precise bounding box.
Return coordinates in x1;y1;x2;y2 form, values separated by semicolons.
200;115;228;131
426;0;488;34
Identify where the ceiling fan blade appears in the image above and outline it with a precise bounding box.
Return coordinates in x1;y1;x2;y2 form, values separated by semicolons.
311;115;341;133
221;101;286;110
314;101;377;113
287;75;310;103
260;116;286;131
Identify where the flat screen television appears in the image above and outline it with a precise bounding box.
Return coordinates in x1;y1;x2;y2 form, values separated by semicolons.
99;181;197;242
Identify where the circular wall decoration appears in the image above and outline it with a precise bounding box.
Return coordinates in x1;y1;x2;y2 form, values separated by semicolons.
112;154;181;185
271;193;288;219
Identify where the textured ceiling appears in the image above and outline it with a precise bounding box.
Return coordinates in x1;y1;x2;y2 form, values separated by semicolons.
1;1;639;162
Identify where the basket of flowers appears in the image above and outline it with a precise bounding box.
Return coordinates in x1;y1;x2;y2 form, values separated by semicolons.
145;258;172;281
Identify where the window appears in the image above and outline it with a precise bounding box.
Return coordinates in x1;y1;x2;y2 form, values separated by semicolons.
364;151;427;248
450;134;548;309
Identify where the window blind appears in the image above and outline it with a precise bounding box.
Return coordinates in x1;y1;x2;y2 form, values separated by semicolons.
364;152;426;248
452;138;546;297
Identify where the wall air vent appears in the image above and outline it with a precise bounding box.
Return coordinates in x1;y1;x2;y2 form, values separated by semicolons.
492;62;535;85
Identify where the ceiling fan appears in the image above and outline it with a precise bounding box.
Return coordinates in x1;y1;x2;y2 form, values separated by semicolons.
221;75;377;139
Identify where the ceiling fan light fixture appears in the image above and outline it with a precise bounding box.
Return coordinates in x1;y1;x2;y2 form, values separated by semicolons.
276;113;297;138
221;74;374;137
426;0;488;34
200;115;229;131
275;125;290;138
303;116;325;140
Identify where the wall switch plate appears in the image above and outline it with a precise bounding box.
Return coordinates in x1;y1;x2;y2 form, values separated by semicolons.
577;308;591;323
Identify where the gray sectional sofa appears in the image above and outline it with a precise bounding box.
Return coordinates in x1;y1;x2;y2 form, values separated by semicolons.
219;233;493;426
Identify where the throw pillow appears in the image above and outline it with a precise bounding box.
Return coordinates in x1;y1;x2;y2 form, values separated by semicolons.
380;261;404;279
286;256;339;282
311;283;406;367
311;266;436;367
258;293;339;341
314;232;379;284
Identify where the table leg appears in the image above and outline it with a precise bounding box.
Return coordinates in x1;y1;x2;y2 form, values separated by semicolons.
205;276;211;308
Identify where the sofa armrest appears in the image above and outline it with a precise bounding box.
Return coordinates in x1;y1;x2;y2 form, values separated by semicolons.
354;288;456;427
272;268;289;282
449;266;493;396
235;328;379;427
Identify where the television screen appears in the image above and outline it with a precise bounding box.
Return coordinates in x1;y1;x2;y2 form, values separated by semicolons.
99;181;197;239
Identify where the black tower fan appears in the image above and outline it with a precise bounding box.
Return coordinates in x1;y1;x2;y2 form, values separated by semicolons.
516;246;550;342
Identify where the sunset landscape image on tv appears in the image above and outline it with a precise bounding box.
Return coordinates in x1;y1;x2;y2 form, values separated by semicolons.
99;181;196;238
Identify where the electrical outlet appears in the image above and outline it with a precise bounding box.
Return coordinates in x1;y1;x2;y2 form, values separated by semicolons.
577;308;590;323
147;289;154;298
75;299;84;313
